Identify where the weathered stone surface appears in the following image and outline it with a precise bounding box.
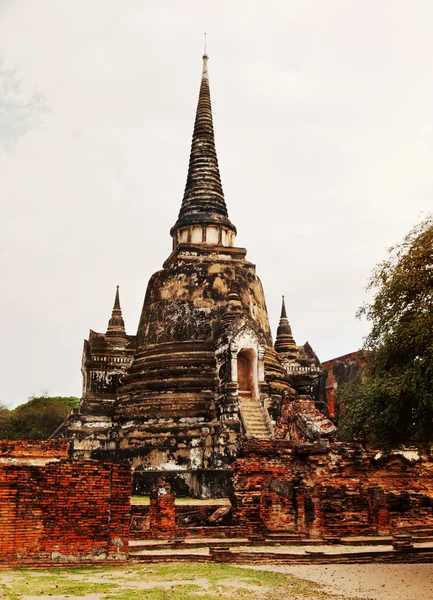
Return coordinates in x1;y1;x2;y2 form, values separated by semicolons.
57;286;137;459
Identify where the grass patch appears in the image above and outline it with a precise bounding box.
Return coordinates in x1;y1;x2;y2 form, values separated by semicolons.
106;585;218;600
130;496;150;505
0;563;358;599
8;569;117;597
0;582;21;600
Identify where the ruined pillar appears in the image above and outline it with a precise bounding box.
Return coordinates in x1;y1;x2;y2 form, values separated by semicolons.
295;486;307;536
149;479;177;538
368;487;391;536
309;487;324;539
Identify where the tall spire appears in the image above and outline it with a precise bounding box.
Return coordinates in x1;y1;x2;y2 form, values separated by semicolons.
280;295;288;319
106;285;126;339
170;54;236;241
113;285;121;310
275;296;297;358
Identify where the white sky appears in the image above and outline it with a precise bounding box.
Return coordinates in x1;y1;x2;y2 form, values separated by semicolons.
1;0;432;406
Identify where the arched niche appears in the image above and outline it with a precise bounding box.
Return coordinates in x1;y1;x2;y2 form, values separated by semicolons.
237;347;258;400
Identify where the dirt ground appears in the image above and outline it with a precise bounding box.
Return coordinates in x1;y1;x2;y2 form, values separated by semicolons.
246;563;433;600
0;562;432;600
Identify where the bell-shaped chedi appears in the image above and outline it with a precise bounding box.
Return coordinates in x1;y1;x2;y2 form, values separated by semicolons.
55;53;334;498
114;55;291;490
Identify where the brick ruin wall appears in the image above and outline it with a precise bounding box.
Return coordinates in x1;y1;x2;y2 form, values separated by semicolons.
0;441;131;565
3;439;432;553
130;479;241;540
131;440;433;541
321;351;370;419
232;440;433;538
0;439;69;463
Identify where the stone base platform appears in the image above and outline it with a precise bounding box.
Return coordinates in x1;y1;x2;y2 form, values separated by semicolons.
129;538;433;565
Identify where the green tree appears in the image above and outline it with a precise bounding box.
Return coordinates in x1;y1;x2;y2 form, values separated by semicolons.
0;404;14;439
0;396;79;440
337;214;433;449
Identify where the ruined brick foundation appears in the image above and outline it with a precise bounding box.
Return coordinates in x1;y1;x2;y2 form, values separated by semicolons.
0;441;131;565
232;440;433;538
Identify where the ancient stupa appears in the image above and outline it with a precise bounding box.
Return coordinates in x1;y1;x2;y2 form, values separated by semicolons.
58;54;330;497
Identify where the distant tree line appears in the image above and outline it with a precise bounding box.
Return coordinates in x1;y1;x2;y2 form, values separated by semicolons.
0;395;79;440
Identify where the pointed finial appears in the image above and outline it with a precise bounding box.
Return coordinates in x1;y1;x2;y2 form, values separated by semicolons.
107;285;126;338
114;285;121;310
204;32;207;55
275;294;297;357
281;295;287;319
170;41;237;243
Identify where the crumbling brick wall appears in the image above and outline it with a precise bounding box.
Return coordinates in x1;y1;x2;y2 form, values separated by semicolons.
0;439;69;463
0;441;131;564
232;440;433;538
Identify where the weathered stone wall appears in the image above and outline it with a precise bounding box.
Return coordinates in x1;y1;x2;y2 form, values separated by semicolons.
274;397;336;443
232;440;433;538
0;441;131;564
111;246;283;480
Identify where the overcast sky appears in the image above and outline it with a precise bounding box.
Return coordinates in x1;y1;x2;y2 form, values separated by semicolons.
1;1;432;406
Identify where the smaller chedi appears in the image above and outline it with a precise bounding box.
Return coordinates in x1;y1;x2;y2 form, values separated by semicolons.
57;54;334;497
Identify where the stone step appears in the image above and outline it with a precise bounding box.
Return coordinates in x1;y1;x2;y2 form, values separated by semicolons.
239;397;272;440
246;429;269;433
240;412;267;421
243;429;269;437
240;409;268;417
241;414;267;421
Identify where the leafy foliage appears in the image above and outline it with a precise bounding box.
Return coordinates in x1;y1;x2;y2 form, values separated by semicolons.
0;395;79;440
337;214;433;449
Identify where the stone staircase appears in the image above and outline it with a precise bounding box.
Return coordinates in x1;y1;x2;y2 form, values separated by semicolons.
238;392;272;440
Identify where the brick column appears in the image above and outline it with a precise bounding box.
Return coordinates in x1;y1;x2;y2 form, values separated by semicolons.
149;479;177;538
310;488;324;539
368;487;391;535
296;486;306;536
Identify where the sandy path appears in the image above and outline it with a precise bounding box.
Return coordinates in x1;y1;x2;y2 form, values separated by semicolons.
244;563;433;600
